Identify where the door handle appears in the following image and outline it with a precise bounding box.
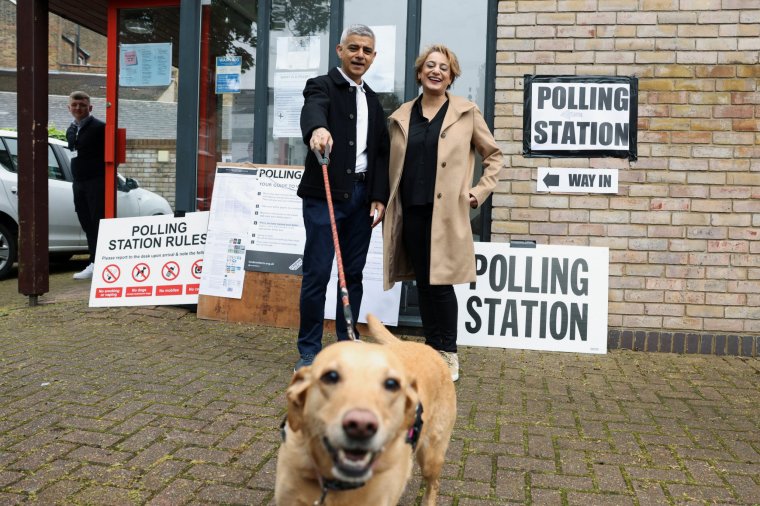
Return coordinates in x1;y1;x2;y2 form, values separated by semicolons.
11;186;17;194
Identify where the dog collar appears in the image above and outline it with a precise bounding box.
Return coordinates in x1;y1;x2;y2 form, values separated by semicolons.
405;403;424;450
313;474;367;505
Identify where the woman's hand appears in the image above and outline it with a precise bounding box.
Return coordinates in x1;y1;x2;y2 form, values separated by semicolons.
370;201;385;228
469;194;478;209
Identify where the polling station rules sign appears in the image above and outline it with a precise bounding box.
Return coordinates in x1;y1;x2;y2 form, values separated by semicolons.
454;243;608;354
523;75;637;160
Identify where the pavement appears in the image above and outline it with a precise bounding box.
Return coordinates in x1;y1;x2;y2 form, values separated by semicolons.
0;259;758;505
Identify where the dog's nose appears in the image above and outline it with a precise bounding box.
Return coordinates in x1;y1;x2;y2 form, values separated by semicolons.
342;409;378;441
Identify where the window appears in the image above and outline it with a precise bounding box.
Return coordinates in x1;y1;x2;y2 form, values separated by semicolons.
265;0;331;166
48;145;66;181
344;0;407;115
0;138;66;181
0;139;13;172
2;138;18;173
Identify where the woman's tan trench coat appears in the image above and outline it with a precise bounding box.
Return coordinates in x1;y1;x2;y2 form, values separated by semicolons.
383;93;505;290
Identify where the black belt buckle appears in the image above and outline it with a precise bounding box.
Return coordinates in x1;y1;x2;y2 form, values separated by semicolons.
353;172;366;182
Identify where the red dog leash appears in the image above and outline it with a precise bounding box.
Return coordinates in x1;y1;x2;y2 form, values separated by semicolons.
313;146;357;342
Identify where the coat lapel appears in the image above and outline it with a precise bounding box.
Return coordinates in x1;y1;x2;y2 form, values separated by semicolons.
440;93;475;133
389;101;414;140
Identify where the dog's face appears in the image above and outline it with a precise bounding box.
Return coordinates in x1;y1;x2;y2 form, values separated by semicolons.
286;341;419;484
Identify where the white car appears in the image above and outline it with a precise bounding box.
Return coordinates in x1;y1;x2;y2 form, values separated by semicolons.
0;130;173;279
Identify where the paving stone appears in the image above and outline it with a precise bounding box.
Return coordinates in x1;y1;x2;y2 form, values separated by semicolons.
33;479;86;504
0;271;758;505
196;483;270;505
146;478;200;506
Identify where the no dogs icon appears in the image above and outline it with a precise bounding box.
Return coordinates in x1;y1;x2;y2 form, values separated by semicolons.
132;263;150;282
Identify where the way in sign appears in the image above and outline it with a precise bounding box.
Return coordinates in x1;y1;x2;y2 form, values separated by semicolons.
568;173;611;188
538;167;618;194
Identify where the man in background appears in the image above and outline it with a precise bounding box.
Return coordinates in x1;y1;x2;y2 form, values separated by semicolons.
66;91;106;280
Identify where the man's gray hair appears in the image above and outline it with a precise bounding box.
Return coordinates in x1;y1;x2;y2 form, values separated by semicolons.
340;24;375;44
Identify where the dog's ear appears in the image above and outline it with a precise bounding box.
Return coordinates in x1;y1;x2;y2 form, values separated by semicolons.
286;367;312;432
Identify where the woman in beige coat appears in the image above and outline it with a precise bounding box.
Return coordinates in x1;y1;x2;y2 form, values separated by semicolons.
383;45;504;381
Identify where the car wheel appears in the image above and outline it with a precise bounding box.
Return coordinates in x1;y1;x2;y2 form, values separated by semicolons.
0;222;18;280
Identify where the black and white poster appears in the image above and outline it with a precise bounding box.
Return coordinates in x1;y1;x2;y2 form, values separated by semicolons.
454;243;608;354
523;75;637;160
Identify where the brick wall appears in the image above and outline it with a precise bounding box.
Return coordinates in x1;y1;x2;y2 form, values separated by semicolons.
493;0;760;336
121;139;177;209
0;1;106;73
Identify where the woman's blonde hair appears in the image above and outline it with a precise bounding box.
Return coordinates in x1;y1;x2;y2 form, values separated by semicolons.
414;44;461;87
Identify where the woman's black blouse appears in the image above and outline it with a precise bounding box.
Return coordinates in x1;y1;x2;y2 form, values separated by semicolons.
400;97;449;208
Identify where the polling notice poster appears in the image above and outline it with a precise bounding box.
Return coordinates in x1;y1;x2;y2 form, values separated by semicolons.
89;212;209;307
523;75;637;160
244;166;305;274
454;242;609;354
199;166;259;299
119;43;172;87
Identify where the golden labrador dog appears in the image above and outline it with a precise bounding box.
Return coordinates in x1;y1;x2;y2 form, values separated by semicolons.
275;314;457;506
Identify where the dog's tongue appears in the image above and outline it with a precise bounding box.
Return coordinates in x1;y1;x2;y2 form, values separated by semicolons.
343;449;368;462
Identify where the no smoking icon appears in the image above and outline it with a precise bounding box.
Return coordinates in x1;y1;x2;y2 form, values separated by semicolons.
132;263;150;282
102;264;120;283
162;261;180;281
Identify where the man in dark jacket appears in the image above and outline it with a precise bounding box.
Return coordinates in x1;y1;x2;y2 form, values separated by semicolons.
295;24;390;370
66;91;106;280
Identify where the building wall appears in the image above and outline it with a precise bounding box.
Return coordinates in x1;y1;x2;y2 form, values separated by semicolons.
121;139;177;210
0;0;106;74
494;0;760;336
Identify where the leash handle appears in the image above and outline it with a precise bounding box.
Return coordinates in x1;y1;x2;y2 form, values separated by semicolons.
311;143;331;166
312;144;357;342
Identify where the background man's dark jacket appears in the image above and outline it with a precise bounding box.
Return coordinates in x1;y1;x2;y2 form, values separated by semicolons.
299;67;389;204
66;117;106;182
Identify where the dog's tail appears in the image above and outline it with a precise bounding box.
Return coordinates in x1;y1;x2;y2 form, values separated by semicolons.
366;313;402;345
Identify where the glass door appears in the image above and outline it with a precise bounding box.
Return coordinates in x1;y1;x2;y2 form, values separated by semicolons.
106;1;180;217
197;0;259;211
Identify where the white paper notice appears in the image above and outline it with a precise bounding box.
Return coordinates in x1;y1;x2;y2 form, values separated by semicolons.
119;43;172;87
325;225;403;326
273;71;315;138
276;36;321;70
243;167;304;274
247;167;304;254
363;25;395;93
199;166;259;298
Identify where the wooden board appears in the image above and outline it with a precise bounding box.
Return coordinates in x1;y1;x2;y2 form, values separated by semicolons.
198;271;301;326
197;270;368;334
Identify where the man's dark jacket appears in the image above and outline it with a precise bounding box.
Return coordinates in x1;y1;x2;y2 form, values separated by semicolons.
66;116;106;182
299;67;389;204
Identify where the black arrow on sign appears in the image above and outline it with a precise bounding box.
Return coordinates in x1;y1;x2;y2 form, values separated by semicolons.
543;173;560;187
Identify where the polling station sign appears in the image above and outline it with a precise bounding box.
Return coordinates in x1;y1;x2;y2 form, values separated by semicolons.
89;212;209;307
523;75;637;160
454;242;608;354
